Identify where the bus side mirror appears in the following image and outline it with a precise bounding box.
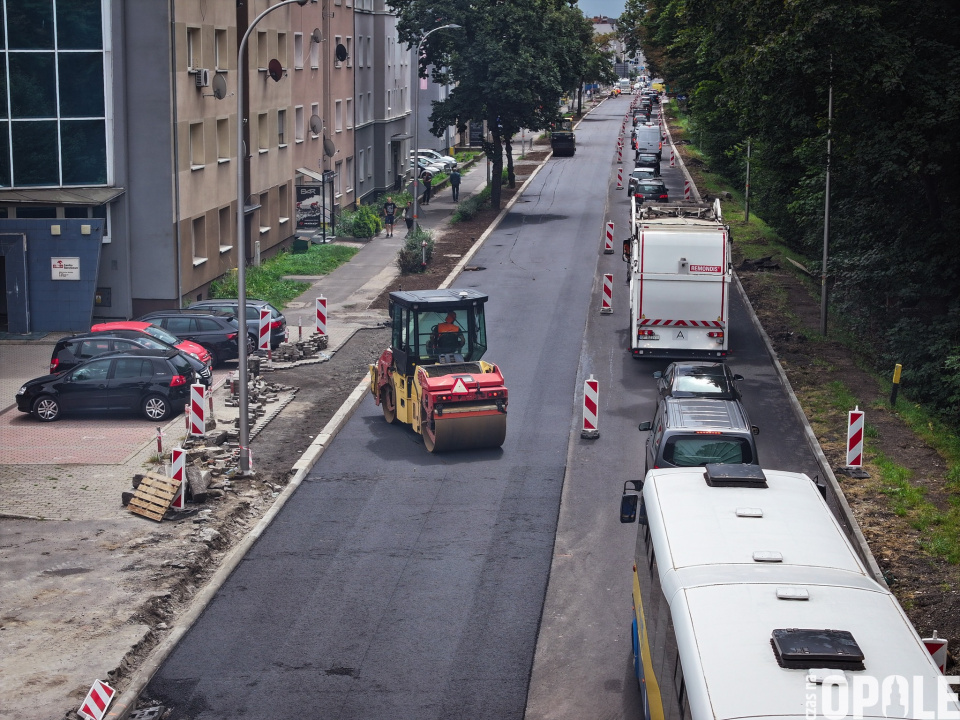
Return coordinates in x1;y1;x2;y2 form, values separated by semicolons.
622;238;631;261
752;425;760;435
638;421;652;431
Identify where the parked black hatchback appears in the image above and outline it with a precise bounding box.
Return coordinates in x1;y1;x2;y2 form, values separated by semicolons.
136;310;244;366
49;333;212;386
16;349;196;422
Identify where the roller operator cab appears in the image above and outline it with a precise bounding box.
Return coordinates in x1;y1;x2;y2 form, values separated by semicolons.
369;289;508;453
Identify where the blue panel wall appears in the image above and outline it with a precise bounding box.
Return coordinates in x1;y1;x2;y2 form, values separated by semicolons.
1;219;104;333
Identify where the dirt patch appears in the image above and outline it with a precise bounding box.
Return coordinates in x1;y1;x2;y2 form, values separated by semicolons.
668;115;960;672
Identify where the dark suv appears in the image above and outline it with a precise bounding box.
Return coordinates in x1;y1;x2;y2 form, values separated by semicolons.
188;299;287;349
49;333;212;386
136;310;244;366
16;349;197;422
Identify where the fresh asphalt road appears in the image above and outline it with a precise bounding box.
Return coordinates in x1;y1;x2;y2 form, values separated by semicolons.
144;97;827;719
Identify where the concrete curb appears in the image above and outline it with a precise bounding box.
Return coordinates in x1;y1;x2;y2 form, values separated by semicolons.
109;145;550;720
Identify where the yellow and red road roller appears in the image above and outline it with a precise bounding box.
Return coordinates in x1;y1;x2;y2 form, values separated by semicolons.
370;289;508;452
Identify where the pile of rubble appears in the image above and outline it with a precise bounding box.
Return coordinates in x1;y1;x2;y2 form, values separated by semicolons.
260;332;329;365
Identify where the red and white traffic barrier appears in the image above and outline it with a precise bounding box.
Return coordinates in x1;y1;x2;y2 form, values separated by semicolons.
258;307;272;361
923;632;948;673
171;446;186;509
670;149;675;167
684;179;691;200
601;273;613;314
616;167;623;189
581;375;599;439
189;383;206;437
298;316;303;342
316;296;327;337
604;222;615;254
847;407;864;467
77;679;115;720
156;426;163;456
617;145;622;163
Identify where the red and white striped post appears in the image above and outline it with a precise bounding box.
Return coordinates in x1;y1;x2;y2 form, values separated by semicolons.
298;315;303;342
171;446;186;509
617;145;622;163
258;307;271;361
923;632;948;673
189;383;205;437
77;679;115;720
846;407;864;467
616;167;623;189
604;222;615;254
315;296;327;338
670;149;676;167
601;273;613;314
683;179;691;200
581;375;599;439
156;426;163;456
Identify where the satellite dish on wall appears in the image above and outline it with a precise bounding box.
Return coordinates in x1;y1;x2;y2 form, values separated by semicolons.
323;135;336;157
309;114;323;134
212;73;227;100
311;28;322;44
335;44;348;63
268;58;283;82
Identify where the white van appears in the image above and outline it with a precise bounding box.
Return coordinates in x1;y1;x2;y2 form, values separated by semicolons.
634;124;662;160
618;79;632;94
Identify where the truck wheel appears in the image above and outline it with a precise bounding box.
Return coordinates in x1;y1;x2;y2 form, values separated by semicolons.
381;386;396;424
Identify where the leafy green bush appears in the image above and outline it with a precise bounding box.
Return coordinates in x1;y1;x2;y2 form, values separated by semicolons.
396;228;434;273
452;185;491;223
334;203;384;238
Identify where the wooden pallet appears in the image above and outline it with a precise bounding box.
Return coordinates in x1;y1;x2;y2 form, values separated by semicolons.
128;472;181;522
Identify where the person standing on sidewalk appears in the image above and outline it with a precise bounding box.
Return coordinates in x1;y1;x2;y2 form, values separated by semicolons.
403;200;414;235
449;168;461;202
383;197;397;237
422;173;432;205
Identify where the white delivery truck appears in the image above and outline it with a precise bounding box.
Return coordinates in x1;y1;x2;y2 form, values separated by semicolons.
623;199;731;359
619;78;632;94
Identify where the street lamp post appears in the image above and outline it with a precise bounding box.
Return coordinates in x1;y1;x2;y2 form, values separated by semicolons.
235;0;309;474
412;23;461;235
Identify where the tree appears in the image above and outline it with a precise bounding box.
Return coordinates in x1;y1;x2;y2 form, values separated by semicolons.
389;0;590;208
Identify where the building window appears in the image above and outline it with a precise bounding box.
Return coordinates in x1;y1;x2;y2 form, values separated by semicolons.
294;33;303;69
295;106;304;143
258;113;269;152
190;122;204;168
279;183;289;224
346;37;352;67
334;161;342;197
278;109;286;147
367;37;372;68
192;216;206;262
217;118;230;162
367;146;372;177
367;92;372;122
310;36;320;68
345;156;353;193
335;100;342;132
357;94;363;126
358;149;364;184
215;29;228;70
310;104;320;137
219;206;232;253
334;36;342;68
357;35;363;67
257;31;268;69
187;26;201;69
346;98;353;129
278;33;288;69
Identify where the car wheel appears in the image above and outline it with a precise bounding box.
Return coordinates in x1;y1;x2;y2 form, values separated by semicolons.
142;394;170;421
204;345;220;367
32;395;61;422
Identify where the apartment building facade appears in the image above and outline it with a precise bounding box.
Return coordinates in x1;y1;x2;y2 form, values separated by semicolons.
0;0;419;332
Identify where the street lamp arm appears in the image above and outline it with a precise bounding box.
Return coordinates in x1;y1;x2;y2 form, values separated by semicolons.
234;0;311;475
412;23;462;236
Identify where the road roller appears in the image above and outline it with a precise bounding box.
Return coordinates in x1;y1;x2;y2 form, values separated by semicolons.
370;289;508;452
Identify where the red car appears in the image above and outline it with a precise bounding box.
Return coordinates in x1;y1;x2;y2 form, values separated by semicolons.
90;321;212;367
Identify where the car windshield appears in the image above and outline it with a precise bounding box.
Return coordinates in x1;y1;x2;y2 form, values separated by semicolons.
664;437;752;466
136;337;171;350
141;325;182;345
674;374;730;396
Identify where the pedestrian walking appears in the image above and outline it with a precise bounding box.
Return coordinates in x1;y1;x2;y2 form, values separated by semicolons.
382;196;397;237
422;173;432;205
449;168;461;202
404;200;414;235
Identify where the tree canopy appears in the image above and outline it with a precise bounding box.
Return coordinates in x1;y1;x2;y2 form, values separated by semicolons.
388;0;600;208
623;0;960;411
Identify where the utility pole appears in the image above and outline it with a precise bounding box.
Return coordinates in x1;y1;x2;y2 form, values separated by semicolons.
744;137;751;222
820;58;833;337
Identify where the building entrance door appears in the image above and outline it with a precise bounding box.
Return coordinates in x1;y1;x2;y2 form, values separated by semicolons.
0;234;28;333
